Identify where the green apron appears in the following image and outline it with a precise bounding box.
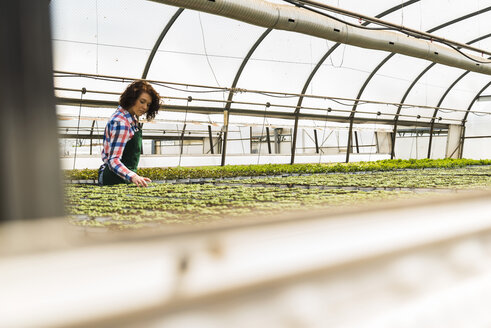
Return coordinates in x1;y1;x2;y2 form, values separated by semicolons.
100;128;142;186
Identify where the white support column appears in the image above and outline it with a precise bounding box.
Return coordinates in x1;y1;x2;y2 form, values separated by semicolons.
446;124;463;158
375;131;392;154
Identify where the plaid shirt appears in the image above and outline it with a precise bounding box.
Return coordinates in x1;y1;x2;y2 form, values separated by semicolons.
101;107;138;182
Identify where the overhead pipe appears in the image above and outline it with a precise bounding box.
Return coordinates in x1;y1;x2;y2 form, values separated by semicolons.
289;0;491;57
150;0;491;75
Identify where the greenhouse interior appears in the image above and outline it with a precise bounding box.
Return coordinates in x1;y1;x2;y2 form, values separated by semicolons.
2;0;491;327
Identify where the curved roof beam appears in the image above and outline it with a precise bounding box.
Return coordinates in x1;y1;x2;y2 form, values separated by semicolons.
426;33;491;158
463;81;491;124
459;80;491;157
221;28;273;166
392;33;491;159
290;0;419;164
426;71;469;158
346;6;491;162
388;62;436;158
141;8;184;79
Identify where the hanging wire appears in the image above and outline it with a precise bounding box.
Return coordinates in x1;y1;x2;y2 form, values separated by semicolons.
409;114;422;159
72;87;86;169
257;102;270;165
53;71;480;116
238;127;246;155
369;110;381;162
198;12;223;94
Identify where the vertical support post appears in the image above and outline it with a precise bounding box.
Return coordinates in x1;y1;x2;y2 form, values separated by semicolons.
390;118;399;159
427;121;435;159
290;111;300;164
354;131;360;153
208;125;214;154
221;29;272;166
274;128;280;154
152;140;162;155
180;124;187;155
266;127;272;154
89;120;96;155
0;0;64;221
459;125;466;159
217;131;222;154
346;117;354;162
220;111;229;166
249;126;253;154
314;129;319;154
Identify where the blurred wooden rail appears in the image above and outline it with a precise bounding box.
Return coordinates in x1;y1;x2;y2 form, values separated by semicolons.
1;190;491;327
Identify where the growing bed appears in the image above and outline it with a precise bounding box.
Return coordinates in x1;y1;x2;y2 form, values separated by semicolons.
65;159;491;230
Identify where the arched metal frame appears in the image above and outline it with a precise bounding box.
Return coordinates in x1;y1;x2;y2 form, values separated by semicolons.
347;6;491;162
221;28;273;166
290;0;420;164
394;50;482;160
427;71;469;158
390;62;434;159
463;83;491;124
459;80;491;157
138;8;274;166
140;2;491;166
427;32;491;158
137;7;184;155
141;8;184;79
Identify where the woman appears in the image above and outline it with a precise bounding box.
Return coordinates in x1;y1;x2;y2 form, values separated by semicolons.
98;80;161;187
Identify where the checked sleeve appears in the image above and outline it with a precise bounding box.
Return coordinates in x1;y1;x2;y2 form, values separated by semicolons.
104;121;137;182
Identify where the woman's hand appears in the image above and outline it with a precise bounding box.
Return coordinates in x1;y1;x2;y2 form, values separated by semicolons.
131;175;152;187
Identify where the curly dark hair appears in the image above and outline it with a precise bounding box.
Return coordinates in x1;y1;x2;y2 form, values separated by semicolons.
119;80;161;121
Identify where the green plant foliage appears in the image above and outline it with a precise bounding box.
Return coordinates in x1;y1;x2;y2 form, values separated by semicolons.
64;158;491;181
223;166;491;189
65;165;491;230
66;183;425;229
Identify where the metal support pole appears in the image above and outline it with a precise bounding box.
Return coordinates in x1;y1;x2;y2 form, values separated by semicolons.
221;29;272;166
345;117;354;162
220;111;229;166
266;127;272;154
459;125;466;159
427;122;435;159
314;129;319;154
207;125;214;154
290;112;300;164
89;120;96;155
390;118;400;159
180;124;187;155
0;0;64;221
217;131;222;154
354;131;360;153
249;126;253;154
274;128;280;154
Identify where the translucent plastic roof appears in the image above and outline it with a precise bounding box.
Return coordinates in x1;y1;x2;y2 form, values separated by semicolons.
50;0;491;128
